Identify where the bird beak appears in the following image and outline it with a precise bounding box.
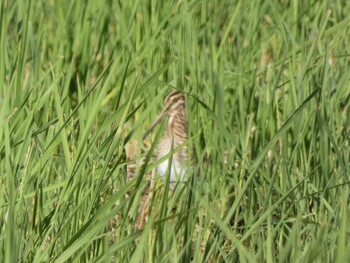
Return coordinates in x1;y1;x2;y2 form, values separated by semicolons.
142;109;167;140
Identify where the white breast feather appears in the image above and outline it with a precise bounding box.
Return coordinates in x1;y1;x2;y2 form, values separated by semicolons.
157;144;188;190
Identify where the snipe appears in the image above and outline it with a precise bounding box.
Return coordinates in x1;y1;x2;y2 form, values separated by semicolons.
143;91;189;190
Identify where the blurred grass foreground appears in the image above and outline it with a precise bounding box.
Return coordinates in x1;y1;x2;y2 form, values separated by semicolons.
1;0;350;262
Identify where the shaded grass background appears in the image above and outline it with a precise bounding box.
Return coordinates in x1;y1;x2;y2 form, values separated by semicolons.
1;0;350;262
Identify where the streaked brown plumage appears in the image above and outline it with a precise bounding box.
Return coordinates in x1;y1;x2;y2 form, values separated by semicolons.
143;91;189;190
133;91;189;229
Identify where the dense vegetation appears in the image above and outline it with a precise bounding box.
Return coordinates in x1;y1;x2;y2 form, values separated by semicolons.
1;0;349;262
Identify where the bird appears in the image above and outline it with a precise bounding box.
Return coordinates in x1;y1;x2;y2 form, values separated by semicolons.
143;91;189;190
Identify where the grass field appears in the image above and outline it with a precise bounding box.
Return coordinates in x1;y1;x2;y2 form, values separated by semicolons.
1;0;350;262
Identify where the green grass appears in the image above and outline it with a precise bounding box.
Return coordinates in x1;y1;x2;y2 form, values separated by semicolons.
1;0;350;262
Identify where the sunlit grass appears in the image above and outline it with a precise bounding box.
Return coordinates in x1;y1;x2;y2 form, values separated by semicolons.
1;0;350;262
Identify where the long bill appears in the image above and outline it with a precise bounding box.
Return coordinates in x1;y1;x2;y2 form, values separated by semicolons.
142;109;166;140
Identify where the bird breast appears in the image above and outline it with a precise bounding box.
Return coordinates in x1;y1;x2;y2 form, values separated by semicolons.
157;133;188;190
157;140;188;190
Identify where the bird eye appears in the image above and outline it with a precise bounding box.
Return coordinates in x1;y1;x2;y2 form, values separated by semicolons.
173;98;178;103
